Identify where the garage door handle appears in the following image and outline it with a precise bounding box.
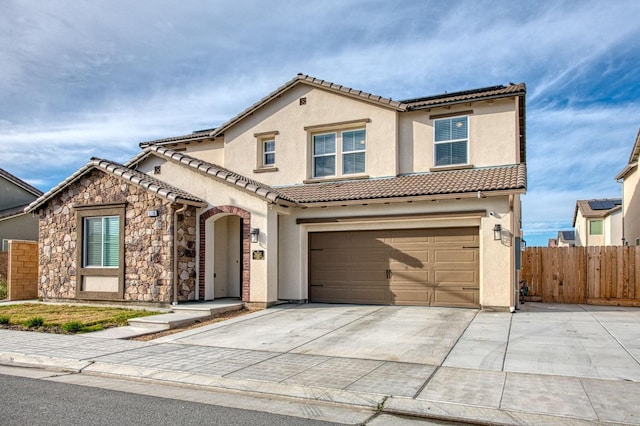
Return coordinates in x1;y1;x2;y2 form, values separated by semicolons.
386;269;393;279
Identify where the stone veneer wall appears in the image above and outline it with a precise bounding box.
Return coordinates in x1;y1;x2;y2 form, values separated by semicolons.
38;169;197;303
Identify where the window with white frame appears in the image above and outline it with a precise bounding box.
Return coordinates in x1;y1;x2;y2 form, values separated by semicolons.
263;139;275;167
313;129;366;178
589;219;603;236
434;116;468;167
1;239;8;251
84;216;120;267
342;129;366;174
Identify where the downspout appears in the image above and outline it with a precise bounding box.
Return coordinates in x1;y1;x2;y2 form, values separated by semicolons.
173;203;188;306
616;176;625;246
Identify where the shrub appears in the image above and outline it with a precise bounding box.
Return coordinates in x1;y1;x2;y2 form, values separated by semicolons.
62;321;84;333
0;315;9;325
24;316;44;327
0;278;6;300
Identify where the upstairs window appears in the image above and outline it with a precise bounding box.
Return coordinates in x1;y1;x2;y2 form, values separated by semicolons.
84;216;120;267
434;116;468;167
589;220;603;236
313;133;337;177
342;129;366;175
313;129;366;178
263;139;275;167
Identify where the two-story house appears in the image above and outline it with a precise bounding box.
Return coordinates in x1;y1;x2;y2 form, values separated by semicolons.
26;74;527;310
0;167;43;250
573;199;623;246
615;129;640;245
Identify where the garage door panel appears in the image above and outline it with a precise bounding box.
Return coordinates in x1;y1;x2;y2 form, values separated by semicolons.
434;270;477;286
309;227;479;307
433;288;479;308
434;249;476;263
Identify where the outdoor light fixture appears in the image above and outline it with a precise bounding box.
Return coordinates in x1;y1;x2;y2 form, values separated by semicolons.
493;224;502;240
250;228;260;243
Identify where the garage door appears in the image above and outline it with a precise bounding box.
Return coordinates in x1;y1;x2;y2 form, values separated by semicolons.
309;227;479;307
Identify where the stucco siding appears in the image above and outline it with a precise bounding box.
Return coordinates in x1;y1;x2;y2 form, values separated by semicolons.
623;168;640;244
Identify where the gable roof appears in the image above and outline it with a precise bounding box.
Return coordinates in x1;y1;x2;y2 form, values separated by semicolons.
276;164;526;206
207;74;405;139
0;167;43;197
140;129;214;149
140;74;526;150
572;198;622;227
558;230;575;243
126;146;299;207
26;158;207;213
615;128;640;180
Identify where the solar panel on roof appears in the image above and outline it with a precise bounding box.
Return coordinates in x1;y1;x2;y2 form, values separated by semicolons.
588;200;616;210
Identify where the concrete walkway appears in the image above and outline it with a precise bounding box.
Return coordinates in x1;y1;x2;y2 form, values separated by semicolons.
2;302;640;424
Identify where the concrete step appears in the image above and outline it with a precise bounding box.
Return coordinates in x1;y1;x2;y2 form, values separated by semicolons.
127;312;211;329
170;301;244;316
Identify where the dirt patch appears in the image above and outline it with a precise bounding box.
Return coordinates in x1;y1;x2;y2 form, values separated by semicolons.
130;308;256;341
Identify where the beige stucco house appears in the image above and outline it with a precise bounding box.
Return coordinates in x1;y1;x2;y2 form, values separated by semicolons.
26;74;527;309
616;129;640;246
0;167;43;251
573;199;623;246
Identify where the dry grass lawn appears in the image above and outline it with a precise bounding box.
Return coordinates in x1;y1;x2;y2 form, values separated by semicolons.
0;303;159;333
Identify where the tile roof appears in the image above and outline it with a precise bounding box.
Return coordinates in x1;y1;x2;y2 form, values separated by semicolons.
402;83;526;110
276;164;526;205
0;167;43;197
127;146;298;206
572;198;622;226
615;128;640;180
208;74;405;139
139;129;214;148
26;158;207;213
139;75;525;148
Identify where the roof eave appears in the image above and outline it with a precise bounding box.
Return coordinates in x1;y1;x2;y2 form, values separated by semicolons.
407;90;526;111
615;162;637;181
296;188;526;208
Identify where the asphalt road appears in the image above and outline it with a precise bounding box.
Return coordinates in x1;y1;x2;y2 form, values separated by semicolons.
0;373;343;426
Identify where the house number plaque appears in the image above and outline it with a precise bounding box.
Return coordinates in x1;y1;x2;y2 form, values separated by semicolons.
252;250;265;260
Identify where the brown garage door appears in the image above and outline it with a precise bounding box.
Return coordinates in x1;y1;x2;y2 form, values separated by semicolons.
309;227;479;307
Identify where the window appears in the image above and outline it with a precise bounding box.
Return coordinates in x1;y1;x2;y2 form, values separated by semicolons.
313;129;366;178
263;139;275;167
434;116;468;166
313;133;336;177
342;129;366;174
1;239;8;251
84;216;120;267
589;220;603;236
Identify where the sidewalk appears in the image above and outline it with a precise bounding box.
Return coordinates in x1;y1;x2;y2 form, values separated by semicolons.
1;303;640;425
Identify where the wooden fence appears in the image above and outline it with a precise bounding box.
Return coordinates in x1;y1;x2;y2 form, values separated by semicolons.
521;246;640;305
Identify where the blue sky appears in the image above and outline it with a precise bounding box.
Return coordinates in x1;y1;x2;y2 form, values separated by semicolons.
1;0;639;246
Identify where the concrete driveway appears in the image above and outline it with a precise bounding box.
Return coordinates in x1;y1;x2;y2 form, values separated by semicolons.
159;301;640;382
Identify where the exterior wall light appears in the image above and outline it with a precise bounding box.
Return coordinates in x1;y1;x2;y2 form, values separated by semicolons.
493;224;502;240
250;228;260;243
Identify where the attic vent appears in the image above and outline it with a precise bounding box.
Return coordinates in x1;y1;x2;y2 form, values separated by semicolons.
299;97;307;106
154;166;161;175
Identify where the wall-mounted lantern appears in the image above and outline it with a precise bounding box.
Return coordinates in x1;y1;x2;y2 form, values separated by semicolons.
250;228;260;243
493;224;502;241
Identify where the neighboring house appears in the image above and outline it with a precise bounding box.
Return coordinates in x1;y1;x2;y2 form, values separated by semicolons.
615;129;640;246
0;168;43;250
557;230;575;247
548;238;558;247
573;199;622;246
26;74;527;309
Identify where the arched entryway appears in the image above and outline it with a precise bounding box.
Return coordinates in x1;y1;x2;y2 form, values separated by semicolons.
199;206;251;301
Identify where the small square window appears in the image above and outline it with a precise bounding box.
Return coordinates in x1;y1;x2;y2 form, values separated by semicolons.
589;220;603;236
